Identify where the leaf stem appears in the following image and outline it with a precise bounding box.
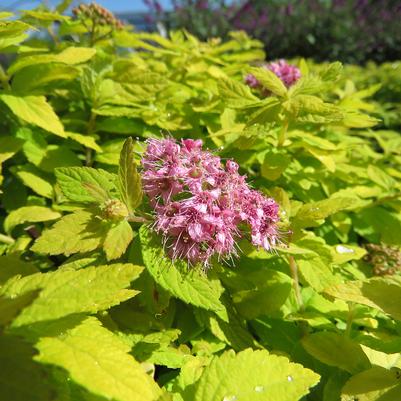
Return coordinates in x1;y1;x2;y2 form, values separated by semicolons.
345;302;355;337
85;111;96;166
0;65;11;90
289;256;304;312
0;233;14;244
277;119;289;147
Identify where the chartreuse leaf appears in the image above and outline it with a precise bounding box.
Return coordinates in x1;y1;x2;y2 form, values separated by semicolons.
55;167;118;203
326;276;401;321
0;254;38;284
342;366;401;400
248;66;287;97
0;94;65;137
302;332;371;373
119;137;143;214
0;334;53;401
0;136;23;164
31;209;110;256
8;47;96;74
218;77;260;108
292;194;357;229
0;291;39;327
0;20;30;50
4;206;61;234
0;263;143;327
35;317;163;401
14;165;53;198
103;220;134;261
192;348;320;401
140;226;228;321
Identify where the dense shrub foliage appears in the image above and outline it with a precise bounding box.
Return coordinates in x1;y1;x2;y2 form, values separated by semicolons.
1;5;401;401
159;0;401;64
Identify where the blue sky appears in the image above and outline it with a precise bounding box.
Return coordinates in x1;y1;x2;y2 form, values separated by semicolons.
0;0;173;12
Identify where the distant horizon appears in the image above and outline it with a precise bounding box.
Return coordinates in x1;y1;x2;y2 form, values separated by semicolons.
0;0;173;13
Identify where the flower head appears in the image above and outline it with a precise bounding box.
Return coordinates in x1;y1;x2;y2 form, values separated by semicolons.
245;59;301;93
141;138;280;267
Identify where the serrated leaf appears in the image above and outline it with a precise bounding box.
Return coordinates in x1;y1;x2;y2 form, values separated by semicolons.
192;348;320;401
302;332;371;373
35;317;162;401
248;66;287;97
4;206;61;234
0;94;65;137
1;263;143;327
55;167;118;203
103;220;134;261
325;277;401;321
118;137;142;213
293;195;357;229
218;77;260;108
140;226;228;321
31;209;109;256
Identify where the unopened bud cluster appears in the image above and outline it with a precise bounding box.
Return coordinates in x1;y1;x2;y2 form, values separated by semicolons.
245;59;301;92
141;138;280;267
101;199;128;221
364;243;401;276
72;2;124;29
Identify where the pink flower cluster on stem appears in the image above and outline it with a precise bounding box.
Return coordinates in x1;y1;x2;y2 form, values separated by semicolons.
245;59;301;91
141;138;280;267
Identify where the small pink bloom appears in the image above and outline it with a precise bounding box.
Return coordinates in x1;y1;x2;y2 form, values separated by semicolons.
141;138;280;267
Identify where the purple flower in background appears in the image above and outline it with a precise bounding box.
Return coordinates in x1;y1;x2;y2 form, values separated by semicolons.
141;138;280;267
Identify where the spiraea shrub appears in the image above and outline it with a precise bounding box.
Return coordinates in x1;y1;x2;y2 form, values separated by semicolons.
0;3;401;401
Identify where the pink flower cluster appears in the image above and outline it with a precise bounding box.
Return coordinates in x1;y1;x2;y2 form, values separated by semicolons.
141;138;280;267
245;59;301;91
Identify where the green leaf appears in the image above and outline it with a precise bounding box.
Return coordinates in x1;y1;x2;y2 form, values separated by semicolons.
0;136;23;164
4;206;61;234
192;348;320;401
12;64;79;92
35;317;163;401
14;165;53;198
8;47;96;75
0;254;39;284
342;366;400;397
55;167;118;203
0;20;30;50
140;226;228;321
0;334;53;401
218;77;260;108
325;277;401;321
293;195;357;229
118;137;143;213
302;332;371;373
103;220;134;261
0;291;39;327
261;152;290;181
248;67;287;97
1;263;143;327
31;209;109;256
0;94;65;137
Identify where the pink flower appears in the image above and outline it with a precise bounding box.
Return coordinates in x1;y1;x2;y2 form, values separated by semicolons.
141;138;280;267
266;59;301;87
245;59;301;93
